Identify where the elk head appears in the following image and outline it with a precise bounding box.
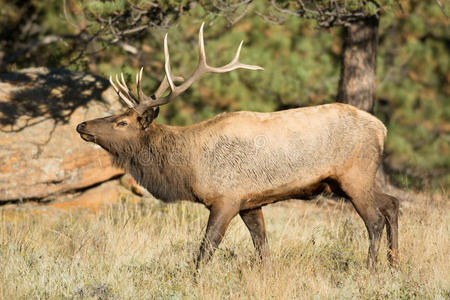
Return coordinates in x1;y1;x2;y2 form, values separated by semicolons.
76;23;263;153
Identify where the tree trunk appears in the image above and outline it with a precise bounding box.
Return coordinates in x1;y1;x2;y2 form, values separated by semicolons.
338;15;379;113
337;16;414;200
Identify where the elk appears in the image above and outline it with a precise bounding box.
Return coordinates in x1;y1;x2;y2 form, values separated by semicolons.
76;23;399;269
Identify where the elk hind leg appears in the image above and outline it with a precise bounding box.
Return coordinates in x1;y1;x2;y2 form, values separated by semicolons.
375;191;399;267
240;207;269;260
338;178;385;269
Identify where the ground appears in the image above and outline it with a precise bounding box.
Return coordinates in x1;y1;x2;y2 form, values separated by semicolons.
0;191;448;299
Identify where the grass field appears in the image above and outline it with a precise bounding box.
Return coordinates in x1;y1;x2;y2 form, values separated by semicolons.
0;192;448;299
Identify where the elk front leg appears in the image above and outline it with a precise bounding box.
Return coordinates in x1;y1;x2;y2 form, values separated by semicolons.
240;207;269;260
196;204;238;268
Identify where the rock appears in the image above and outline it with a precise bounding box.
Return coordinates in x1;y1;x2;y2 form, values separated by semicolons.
0;180;144;219
0;67;125;202
0;179;150;219
49;180;126;211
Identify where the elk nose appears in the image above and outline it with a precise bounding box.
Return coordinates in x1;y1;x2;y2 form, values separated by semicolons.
76;122;86;133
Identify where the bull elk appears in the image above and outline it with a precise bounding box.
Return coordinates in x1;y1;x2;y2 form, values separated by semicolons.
76;23;399;268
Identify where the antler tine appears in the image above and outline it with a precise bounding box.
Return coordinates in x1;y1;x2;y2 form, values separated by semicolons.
118;73;139;104
109;75;135;108
198;22;208;69
142;22;208;106
207;40;265;73
136;67;143;101
133;34;183;111
113;74;138;106
137;33;182;108
164;33;176;93
162;22;210;99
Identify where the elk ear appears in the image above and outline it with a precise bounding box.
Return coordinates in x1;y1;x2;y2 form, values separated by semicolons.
153;107;160;119
138;107;159;129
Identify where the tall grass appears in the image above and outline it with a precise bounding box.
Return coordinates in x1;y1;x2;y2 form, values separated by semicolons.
0;192;448;299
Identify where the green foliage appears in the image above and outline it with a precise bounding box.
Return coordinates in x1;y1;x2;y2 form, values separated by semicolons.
375;1;449;189
0;0;448;189
87;0;126;15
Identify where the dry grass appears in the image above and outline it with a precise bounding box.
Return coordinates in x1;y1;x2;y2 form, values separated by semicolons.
0;192;449;299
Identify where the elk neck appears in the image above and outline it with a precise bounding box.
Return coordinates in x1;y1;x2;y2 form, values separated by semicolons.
110;123;198;203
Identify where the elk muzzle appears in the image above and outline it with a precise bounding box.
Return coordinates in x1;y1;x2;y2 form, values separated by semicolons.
76;121;95;142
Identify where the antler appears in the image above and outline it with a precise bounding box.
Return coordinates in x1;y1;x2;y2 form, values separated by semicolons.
110;22;264;114
109;69;184;109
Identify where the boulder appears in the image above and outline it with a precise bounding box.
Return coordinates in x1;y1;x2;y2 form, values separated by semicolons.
49;180;126;211
0;67;126;202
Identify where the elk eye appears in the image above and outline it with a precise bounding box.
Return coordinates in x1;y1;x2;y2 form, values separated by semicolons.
116;121;128;127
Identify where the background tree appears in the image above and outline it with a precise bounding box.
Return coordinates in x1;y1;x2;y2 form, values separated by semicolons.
269;0;447;114
269;0;382;112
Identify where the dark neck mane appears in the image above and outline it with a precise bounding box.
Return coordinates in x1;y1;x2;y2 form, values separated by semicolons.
110;125;196;202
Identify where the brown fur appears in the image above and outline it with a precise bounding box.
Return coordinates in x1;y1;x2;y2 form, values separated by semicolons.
77;103;399;269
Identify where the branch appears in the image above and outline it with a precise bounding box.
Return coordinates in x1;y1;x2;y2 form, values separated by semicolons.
269;0;380;28
118;42;138;54
204;0;253;25
271;0;301;17
255;10;286;25
435;0;449;18
1;33;85;68
0;1;192;69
